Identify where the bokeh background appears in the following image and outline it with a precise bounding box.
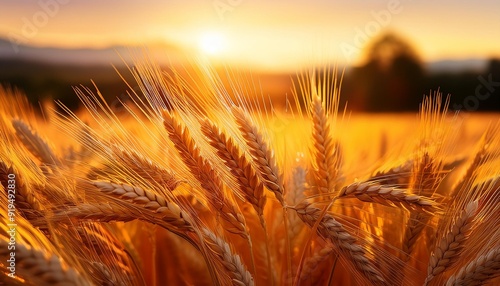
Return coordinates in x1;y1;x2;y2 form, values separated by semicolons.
0;0;499;111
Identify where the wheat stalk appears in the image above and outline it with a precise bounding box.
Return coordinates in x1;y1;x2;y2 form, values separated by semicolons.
163;111;248;238
91;181;194;231
76;224;132;272
202;228;255;286
451;125;497;197
294;201;386;285
310;95;341;197
0;239;91;286
111;145;180;191
231;106;291;281
402;212;428;258
12;119;61;166
286;165;307;240
0;161;44;221
446;246;500;286
201;119;267;227
46;203;137;224
410;153;444;197
55;222;135;286
88;261;121;286
339;181;436;211
299;244;335;282
45;201;194;235
424;200;479;285
369;159;413;186
232;106;285;206
403;153;443;257
199;119;273;281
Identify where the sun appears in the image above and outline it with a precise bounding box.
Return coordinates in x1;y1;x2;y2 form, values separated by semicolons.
198;31;226;55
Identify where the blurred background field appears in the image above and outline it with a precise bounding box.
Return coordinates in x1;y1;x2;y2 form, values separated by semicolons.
0;0;499;112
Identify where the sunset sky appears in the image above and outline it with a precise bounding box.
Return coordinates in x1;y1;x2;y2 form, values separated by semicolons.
1;0;499;71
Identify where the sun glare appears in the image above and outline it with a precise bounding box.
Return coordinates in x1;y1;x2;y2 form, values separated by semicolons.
199;32;226;55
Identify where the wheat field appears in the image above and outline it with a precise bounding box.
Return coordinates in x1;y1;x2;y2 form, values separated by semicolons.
0;60;499;286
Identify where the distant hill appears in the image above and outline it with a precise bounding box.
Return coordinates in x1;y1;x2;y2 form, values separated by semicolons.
0;57;136;110
0;37;186;66
426;59;488;74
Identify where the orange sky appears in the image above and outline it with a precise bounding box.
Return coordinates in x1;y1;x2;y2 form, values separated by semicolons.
1;0;499;71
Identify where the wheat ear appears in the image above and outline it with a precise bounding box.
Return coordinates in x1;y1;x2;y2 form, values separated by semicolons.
294;201;385;285
201;119;266;227
232;106;285;206
402;212;428;258
339;181;436;211
451;125;496;197
299;244;335;282
43;203;138;225
0;239;91;286
91;181;193;231
0;161;43;221
311;95;341;197
200;119;272;282
202;228;255;286
424;200;479;285
88;261;121;286
111;145;180;191
403;153;442;257
76;224;135;275
231;106;291;281
163;111;248;238
44;202;197;238
369;159;413;186
410;152;444;198
12;119;60;166
445;246;500;286
286;165;307;240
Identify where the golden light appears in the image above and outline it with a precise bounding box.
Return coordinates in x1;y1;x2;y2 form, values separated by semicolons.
198;31;227;55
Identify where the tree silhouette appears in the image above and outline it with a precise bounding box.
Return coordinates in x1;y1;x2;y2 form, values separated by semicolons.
348;32;425;111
